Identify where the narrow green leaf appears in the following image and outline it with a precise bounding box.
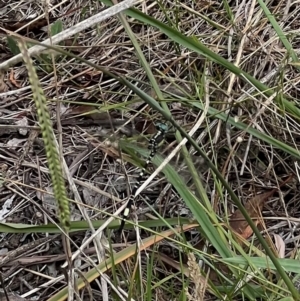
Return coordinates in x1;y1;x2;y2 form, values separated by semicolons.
51;20;63;36
191;102;300;159
99;0;300;121
120;140;232;258
257;0;300;69
6;36;20;55
0;218;192;233
224;256;300;274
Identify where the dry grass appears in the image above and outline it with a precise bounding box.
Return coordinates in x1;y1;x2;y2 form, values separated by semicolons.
0;0;300;300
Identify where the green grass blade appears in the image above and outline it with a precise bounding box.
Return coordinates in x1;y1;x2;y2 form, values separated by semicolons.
100;0;300;120
12;35;299;298
257;0;300;69
120;140;231;257
224;256;300;274
192;101;300;159
0;218;192;233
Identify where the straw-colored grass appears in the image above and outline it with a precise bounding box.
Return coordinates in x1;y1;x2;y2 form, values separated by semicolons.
0;0;300;300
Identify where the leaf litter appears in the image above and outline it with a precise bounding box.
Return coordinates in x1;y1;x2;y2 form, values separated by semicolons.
0;0;300;300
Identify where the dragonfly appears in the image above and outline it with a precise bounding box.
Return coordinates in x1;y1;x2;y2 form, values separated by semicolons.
118;123;168;233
